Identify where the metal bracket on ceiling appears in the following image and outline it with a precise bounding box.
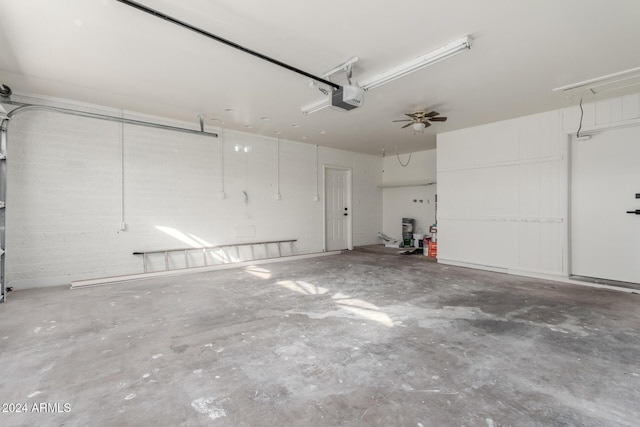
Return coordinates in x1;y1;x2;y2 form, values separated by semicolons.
320;56;359;80
309;56;359;95
0;84;12;120
0;84;12;99
197;114;205;132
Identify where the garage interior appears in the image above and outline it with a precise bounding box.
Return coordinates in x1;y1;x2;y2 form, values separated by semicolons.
1;1;639;426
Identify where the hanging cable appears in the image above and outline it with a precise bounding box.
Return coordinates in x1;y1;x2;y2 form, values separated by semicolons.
577;93;584;138
396;148;412;167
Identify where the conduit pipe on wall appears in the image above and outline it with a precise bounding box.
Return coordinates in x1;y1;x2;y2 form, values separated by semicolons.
0;115;6;302
209;118;226;199
275;138;281;200
219;126;225;199
314;145;319;201
119;111;126;231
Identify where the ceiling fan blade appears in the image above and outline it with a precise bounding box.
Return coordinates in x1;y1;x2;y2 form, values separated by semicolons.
393;119;413;122
423;121;432;128
405;113;418;118
401;123;414;129
429;116;447;122
425;111;440;118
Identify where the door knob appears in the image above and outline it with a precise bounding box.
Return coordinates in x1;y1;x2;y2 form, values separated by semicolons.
343;213;348;216
626;209;640;215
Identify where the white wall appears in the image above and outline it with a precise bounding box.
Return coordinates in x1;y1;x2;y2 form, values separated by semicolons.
382;149;437;184
436;91;640;280
382;150;437;242
5;97;382;289
321;147;383;246
437;111;567;276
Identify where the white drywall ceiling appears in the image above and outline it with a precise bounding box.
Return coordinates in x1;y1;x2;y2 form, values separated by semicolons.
1;0;639;155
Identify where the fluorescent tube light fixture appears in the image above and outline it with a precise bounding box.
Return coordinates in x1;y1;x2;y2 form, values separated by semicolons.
553;66;640;94
300;35;470;114
360;35;471;91
589;76;640;95
301;97;331;115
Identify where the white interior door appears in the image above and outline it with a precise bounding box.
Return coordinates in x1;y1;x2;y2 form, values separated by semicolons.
571;126;640;284
325;167;350;251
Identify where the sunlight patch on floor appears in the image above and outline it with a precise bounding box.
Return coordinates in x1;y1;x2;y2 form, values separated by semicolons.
276;280;329;295
244;266;272;280
333;294;394;327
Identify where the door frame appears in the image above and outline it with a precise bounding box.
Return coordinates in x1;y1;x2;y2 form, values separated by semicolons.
568;123;640;284
323;165;353;252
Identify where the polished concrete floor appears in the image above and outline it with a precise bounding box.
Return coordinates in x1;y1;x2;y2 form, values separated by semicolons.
1;248;639;426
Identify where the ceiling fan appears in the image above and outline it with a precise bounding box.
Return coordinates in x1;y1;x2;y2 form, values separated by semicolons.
393;111;447;131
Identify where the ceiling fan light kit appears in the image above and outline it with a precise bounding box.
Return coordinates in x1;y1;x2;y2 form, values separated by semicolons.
393;110;447;131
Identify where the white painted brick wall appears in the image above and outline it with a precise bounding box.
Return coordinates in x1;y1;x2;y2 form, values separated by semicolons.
5;98;382;288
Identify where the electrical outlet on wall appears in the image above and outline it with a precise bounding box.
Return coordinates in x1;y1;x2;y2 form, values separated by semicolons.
313;195;319;202
275;193;281;200
119;222;127;231
219;191;226;199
